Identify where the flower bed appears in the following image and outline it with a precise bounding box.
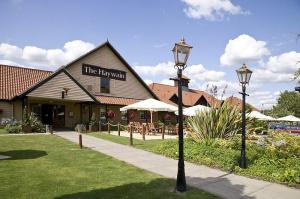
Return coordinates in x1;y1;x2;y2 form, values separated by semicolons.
152;131;300;186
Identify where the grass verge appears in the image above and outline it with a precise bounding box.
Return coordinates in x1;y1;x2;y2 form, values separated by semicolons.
0;135;217;199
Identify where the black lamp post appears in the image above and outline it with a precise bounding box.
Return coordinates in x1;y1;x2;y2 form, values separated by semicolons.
236;64;252;169
172;38;192;192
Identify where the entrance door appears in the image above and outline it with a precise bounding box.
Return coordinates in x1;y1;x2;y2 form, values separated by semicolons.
41;104;53;125
41;104;65;129
53;105;65;128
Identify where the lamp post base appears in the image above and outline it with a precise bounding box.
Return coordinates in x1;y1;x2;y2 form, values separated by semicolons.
176;166;186;192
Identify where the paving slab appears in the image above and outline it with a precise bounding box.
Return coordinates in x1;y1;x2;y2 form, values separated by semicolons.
56;131;300;199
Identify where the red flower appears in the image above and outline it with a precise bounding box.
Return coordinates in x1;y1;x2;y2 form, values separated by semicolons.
164;113;171;120
106;110;115;119
128;111;136;120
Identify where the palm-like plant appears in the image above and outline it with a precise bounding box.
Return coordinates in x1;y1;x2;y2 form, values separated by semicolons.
187;101;254;145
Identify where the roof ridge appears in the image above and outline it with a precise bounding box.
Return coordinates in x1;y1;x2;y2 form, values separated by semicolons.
0;64;53;73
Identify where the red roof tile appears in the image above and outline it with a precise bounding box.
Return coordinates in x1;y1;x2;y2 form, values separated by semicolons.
0;65;52;100
148;83;222;107
95;95;140;106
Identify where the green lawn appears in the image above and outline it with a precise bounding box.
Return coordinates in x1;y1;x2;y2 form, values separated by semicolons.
0;128;7;134
89;131;164;152
0;135;217;199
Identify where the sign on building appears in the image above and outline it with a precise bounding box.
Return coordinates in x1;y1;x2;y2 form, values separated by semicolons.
82;63;126;81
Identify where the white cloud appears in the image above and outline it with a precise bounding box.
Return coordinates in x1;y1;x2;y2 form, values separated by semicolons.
134;61;175;79
182;0;246;21
248;91;280;109
252;68;294;83
185;64;225;81
0;43;23;60
161;79;174;86
144;79;153;85
22;46;47;63
0;59;21;66
220;34;270;66
0;40;95;70
265;51;300;73
134;61;226;88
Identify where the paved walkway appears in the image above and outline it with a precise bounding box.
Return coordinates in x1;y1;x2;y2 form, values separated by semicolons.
56;131;300;199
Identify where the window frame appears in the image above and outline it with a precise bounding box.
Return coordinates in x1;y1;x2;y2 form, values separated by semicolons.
100;77;110;93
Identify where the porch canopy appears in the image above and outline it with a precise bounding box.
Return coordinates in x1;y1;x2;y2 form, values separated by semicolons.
276;115;300;122
247;111;275;121
120;98;177;123
175;105;211;117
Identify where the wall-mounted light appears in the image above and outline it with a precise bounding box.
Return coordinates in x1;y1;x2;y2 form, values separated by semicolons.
63;87;70;96
62;88;70;99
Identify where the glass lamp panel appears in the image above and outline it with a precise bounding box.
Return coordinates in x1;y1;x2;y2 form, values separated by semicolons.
177;50;188;65
172;38;192;66
245;70;252;83
237;72;243;83
241;72;247;83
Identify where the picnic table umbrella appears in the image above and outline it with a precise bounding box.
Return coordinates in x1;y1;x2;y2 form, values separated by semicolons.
247;111;276;121
276;115;300;122
175;105;211;117
120;98;177;123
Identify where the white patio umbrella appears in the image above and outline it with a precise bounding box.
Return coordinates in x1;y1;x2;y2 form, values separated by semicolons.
247;111;275;121
277;115;300;122
120;98;177;123
175;105;211;117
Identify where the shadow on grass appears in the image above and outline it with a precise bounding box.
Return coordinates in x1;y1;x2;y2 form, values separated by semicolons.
55;175;255;199
0;150;47;160
54;178;198;199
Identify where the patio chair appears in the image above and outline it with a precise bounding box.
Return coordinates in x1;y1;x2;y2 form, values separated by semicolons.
147;123;159;135
166;124;178;135
134;122;144;134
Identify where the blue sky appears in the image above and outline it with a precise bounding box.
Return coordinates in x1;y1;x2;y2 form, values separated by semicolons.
0;0;299;109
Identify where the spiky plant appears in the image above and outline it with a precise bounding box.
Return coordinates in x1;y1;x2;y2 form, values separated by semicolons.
187;101;254;145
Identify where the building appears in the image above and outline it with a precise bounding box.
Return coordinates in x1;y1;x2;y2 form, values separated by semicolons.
0;41;258;130
0;41;157;129
149;76;258;113
149;76;222;108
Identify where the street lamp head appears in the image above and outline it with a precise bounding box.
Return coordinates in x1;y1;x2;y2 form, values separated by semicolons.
236;64;252;85
172;37;193;68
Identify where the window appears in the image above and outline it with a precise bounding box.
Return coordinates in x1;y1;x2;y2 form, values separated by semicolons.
31;104;42;120
100;77;110;93
139;111;146;120
121;111;127;121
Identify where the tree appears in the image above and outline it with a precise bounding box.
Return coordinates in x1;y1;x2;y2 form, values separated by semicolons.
268;91;300;118
294;67;300;83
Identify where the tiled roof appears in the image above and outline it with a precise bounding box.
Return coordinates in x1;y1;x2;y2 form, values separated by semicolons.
225;96;259;111
148;83;222;107
0;65;52;100
95;95;140;106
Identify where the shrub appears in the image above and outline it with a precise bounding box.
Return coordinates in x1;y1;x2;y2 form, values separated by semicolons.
5;121;22;134
22;106;30;126
152;133;300;185
29;113;46;133
187;101;255;145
